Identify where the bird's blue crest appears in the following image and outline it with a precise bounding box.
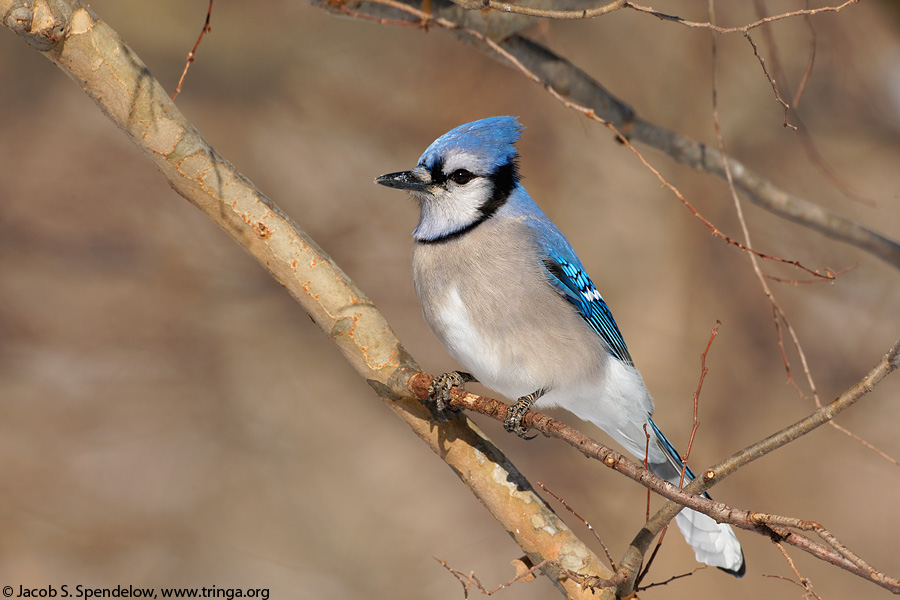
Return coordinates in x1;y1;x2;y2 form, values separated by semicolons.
417;116;523;174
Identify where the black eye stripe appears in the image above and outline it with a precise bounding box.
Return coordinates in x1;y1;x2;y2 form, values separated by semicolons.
426;159;477;186
417;159;520;245
427;158;446;185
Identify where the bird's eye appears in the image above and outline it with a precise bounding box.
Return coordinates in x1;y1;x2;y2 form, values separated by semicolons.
449;169;474;185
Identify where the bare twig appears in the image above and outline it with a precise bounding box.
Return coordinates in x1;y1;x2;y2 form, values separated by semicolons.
705;5;895;470
707;0;817;410
624;0;858;33
638;566;705;592
765;264;856;284
172;0;213;99
613;127;836;280
537;482;616;569
409;338;900;594
744;31;797;130
315;0;900;268
476;0;856;33
435;557;554;597
764;573;822;600
480;0;625;19
707;338;900;485
793;4;817;108
749;0;874;206
679;321;720;487
634;531;669;589
2;4;615;598
635;423;669;587
772;541;824;600
828;421;900;467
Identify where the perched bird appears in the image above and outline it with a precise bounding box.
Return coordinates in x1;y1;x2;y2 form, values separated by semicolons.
375;116;745;576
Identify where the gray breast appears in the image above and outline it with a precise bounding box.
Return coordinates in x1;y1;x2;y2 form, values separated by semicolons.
411;217;606;397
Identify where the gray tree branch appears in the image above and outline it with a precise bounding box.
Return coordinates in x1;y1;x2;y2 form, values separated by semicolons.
5;0;899;597
315;0;900;269
408;337;900;595
0;1;612;598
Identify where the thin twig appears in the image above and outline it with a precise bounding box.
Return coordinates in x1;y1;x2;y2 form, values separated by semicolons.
708;338;900;484
435;557;554;597
172;0;214;99
771;306;804;397
482;0;625;19
318;0;900;268
763;573;821;600
708;0;816;408
705;3;895;468
614;128;835;280
477;0;856;32
408;338;900;594
793;4;816;108
764;264;856;284
537;481;617;569
772;541;824;600
638;566;705;592
705;0;897;467
624;0;858;34
642;423;651;522
635;422;666;587
829;421;900;467
679;321;720;487
634;533;668;589
743;31;797;130
750;0;874;205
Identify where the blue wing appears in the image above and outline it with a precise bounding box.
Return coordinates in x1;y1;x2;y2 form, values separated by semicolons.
510;187;633;366
541;255;634;366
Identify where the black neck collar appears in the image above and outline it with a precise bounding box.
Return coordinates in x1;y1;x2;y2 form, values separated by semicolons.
415;161;519;245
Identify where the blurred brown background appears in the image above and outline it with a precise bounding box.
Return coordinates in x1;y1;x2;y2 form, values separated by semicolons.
2;1;900;598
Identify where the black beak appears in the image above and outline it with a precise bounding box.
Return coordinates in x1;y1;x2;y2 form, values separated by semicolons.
374;170;430;192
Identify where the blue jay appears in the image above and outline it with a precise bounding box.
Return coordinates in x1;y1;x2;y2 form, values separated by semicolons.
375;116;745;576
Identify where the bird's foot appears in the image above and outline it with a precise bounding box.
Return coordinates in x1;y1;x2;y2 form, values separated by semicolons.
428;371;476;421
504;390;544;440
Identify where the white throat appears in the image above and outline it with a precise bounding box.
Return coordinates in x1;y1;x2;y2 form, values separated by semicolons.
412;178;494;241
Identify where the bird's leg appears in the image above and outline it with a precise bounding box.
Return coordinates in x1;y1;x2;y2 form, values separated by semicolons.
428;371;477;421
504;389;545;440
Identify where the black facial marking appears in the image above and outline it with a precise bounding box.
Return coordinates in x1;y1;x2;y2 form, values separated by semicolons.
417;158;521;245
479;159;519;219
428;158;446;185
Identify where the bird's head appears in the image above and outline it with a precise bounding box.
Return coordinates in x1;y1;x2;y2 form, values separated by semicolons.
375;116;523;243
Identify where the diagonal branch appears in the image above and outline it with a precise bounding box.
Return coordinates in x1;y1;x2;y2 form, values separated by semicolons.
479;0;626;20
620;337;900;594
0;2;612;598
502;34;900;269
313;0;900;270
6;1;899;597
474;0;856;31
407;336;900;594
624;0;858;33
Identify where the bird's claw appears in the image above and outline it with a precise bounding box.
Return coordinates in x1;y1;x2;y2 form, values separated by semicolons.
427;371;475;421
503;391;542;440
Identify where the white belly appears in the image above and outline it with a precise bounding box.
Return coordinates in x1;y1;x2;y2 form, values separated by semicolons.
427;285;538;399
